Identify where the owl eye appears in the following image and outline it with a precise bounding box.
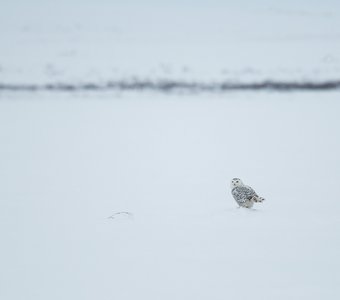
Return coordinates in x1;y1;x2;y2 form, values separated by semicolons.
236;180;239;183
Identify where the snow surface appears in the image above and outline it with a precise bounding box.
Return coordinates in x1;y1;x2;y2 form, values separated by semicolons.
1;91;340;300
1;0;340;84
1;0;340;299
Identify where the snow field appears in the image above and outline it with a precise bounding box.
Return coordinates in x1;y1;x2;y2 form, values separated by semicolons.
1;91;340;299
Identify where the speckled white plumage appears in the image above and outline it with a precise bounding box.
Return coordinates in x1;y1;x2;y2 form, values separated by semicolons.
230;178;265;208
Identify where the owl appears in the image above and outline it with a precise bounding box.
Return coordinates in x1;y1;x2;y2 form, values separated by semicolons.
230;178;265;208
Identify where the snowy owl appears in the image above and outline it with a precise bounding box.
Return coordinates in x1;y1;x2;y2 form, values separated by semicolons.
230;178;265;208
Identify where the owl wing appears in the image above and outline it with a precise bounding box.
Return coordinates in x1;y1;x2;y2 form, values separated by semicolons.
232;186;257;205
245;185;258;197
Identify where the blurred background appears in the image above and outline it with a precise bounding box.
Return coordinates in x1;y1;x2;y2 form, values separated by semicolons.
1;0;340;86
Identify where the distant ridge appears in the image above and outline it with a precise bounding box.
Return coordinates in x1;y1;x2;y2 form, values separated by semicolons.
1;79;340;93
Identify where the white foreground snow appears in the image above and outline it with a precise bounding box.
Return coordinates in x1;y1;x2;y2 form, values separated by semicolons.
1;91;340;299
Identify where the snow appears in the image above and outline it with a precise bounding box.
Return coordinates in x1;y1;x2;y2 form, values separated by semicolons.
1;0;340;84
1;92;340;299
1;0;340;299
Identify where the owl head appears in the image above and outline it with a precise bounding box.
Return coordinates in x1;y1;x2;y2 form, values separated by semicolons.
230;178;244;189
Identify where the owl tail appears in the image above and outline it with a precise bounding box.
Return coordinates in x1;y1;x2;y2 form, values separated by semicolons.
253;196;265;203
